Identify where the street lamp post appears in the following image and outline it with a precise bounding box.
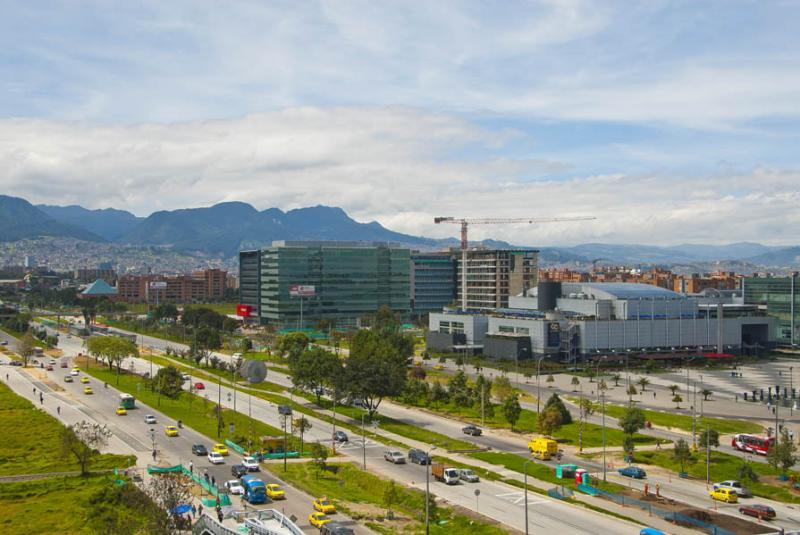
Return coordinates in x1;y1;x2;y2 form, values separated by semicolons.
523;459;531;535
425;446;437;535
602;390;607;482
361;414;367;470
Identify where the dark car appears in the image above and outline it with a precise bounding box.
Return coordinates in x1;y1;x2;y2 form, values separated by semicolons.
739;504;776;520
231;464;247;478
191;444;208;456
618;466;647;479
333;430;348;443
408;448;431;465
462;425;482;436
321;522;355;535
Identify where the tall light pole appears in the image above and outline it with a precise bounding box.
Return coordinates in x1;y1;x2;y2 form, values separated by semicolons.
536;356;545;413
425;446;437;535
601;390;607;482
523;459;532;535
361;414;367;470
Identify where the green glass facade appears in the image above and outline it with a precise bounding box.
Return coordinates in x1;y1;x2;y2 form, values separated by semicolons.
743;275;799;345
256;241;410;329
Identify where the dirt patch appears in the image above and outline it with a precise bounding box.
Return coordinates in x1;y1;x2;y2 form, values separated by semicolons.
612;488;772;534
343;502;416;533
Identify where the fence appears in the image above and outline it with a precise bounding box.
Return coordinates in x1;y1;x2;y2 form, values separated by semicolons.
592;488;736;535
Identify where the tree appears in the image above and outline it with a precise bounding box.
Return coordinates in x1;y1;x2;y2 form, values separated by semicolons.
345;328;411;416
598;379;608;393
502;394;522;431
672;394;683;408
152;366;184;399
195;325;221;351
447;370;472;406
611;373;621;387
152;303;179;322
626;384;638;400
618;405;645;459
147;473;193;530
310;441;328;478
288;347;340;404
492;376;513;401
537;406;564;436
673;439;692;474
668;384;680;396
543;393;573;424
637;377;650;393
382;480;401;517
294;417;312;454
699;428;720;449
409;366;427;381
546;374;555;387
702;389;713;401
736;460;759;483
767;429;798;477
429;381;449;405
18;330;36;366
570;376;580;391
61;421;112;475
81;298;99;329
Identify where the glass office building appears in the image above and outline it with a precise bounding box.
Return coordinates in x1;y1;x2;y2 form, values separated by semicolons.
410;252;456;316
243;241;410;329
743;274;800;345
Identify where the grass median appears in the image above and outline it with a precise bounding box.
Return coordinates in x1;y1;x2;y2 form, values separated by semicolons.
76;357;284;447
264;461;508;535
0;381;134;476
600;402;762;435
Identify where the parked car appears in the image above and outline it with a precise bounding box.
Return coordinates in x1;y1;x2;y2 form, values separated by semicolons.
618;466;646;479
333;430;349;443
384;451;406;464
144;415;157;424
194;382;205;390
191;444;208;456
207;452;225;465
224;480;244;495
408;448;431;465
231;464;248;478
459;469;480;483
321;522;356;535
714;480;752;498
709;487;738;503
462;425;482;436
738;504;776;520
242;456;260;471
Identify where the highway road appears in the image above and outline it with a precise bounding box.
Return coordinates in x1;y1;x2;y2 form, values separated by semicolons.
30;324;648;535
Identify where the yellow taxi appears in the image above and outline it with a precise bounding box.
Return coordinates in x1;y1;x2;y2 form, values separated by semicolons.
80;376;90;384
164;425;180;437
83;386;93;395
313;497;336;514
709;487;738;503
308;512;331;528
433;363;444;370
115;407;127;416
71;367;80;375
211;443;229;456
266;483;285;500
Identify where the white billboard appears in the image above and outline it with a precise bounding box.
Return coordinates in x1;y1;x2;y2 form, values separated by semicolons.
148;281;168;289
289;284;315;297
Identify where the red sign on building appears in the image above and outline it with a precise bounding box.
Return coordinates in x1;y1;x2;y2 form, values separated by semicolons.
236;304;253;318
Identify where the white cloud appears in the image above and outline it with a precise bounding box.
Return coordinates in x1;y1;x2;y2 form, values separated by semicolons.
1;109;799;246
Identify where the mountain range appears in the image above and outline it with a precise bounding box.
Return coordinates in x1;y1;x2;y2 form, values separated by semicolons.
1;194;799;267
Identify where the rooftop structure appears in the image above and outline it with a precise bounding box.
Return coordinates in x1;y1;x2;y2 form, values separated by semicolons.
80;278;118;297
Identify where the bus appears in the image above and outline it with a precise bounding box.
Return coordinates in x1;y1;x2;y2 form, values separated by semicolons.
119;394;136;410
731;434;774;455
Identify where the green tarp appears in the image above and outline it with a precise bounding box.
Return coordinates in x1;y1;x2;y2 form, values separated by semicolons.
224;439;247;455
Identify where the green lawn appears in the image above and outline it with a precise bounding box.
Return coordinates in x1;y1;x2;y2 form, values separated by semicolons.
78;358;284;449
0;382;134;476
636;449;800;503
265;462;508;535
600;402;762;435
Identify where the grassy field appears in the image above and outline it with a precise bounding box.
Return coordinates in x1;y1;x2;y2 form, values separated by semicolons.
77;357;284;448
0;382;134;476
121;302;238;315
264;461;508;535
636;449;800;503
600;402;763;435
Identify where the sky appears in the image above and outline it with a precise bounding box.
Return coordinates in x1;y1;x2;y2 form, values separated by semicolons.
1;0;799;246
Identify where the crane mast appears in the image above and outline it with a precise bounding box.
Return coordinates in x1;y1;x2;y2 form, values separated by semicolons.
434;215;596;310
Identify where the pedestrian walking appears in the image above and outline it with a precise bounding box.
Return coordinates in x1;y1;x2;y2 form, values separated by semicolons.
192;504;197;518
57;406;61;415
198;504;204;517
656;483;661;497
653;391;656;399
217;510;223;523
152;449;157;461
189;460;193;473
33;387;36;395
211;475;216;487
39;393;43;404
5;373;8;381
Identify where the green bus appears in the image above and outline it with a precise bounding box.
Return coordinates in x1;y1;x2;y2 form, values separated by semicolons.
119;393;135;410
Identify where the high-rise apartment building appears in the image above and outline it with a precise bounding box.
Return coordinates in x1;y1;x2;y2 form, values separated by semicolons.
116;269;227;303
241;241;410;329
456;249;538;311
743;274;800;346
410;252;456;316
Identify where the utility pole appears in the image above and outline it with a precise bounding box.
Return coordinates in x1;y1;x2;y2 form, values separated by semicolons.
692;381;697;449
361;414;367;470
425;446;437;535
602;390;607;482
536;356;544;413
217;373;222;437
706;424;710;484
579;385;584;453
481;382;485;427
332;386;337;455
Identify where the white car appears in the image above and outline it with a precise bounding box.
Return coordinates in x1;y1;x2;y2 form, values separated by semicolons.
70;369;79;376
144;415;157;424
242;456;260;471
208;452;225;465
224;479;244;495
182;374;190;381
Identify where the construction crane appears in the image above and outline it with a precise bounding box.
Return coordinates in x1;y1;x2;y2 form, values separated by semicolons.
434;216;596;310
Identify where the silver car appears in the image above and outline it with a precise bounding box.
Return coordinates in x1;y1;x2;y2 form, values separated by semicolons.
714;480;752;498
459;469;479;483
383;451;406;464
